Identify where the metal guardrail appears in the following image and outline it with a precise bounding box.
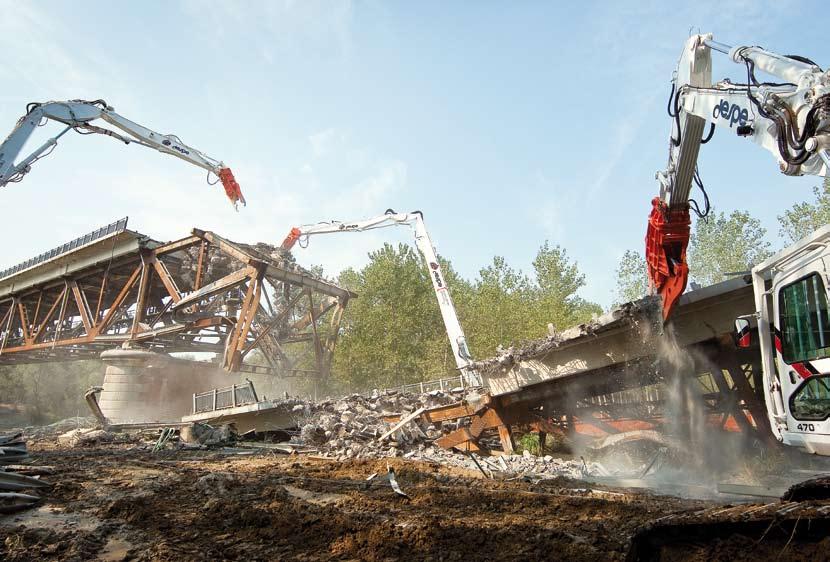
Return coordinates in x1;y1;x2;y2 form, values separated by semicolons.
193;381;259;414
382;374;469;396
0;217;129;281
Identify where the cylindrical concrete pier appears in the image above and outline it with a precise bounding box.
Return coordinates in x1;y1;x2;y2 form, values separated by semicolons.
97;348;228;424
98;349;161;424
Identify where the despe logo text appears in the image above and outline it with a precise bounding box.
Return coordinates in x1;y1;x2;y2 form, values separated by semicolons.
713;99;749;128
429;262;444;288
161;139;191;156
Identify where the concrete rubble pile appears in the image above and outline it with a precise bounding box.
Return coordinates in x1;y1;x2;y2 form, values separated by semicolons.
294;388;458;459
293;388;600;480
23;416;98;440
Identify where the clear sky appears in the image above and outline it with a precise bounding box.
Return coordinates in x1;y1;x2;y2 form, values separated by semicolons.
1;1;826;309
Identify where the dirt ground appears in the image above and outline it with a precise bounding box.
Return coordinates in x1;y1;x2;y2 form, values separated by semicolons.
0;439;826;561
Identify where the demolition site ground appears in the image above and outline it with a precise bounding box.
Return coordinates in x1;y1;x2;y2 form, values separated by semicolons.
3;438;829;561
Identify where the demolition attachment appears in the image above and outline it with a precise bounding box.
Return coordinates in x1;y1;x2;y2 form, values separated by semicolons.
645;198;690;321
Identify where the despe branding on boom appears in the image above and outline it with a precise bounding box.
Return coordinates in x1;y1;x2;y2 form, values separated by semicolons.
714;98;749;128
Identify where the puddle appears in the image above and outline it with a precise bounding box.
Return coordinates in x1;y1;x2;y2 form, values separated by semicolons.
282;485;347;506
0;504;99;531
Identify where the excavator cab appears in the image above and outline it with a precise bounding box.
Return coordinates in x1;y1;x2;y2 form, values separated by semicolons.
755;225;830;455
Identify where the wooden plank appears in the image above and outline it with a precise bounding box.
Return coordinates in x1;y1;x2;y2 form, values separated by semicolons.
468;408;501;437
436;427;475;449
377;407;426;442
422;396;491;423
497;425;515;454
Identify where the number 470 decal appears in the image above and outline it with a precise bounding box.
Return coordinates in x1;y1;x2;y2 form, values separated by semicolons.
797;423;816;431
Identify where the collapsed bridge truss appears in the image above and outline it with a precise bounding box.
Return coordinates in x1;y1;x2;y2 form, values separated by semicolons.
0;219;354;381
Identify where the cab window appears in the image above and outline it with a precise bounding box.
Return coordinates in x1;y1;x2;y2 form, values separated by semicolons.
779;273;830;363
790;375;830;421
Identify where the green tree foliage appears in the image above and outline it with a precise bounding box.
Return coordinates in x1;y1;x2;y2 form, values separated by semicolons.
778;177;830;244
613;250;649;305
331;241;600;392
531;243;601;331
459;256;537;356
0;361;102;425
332;243;459;391
688;209;772;287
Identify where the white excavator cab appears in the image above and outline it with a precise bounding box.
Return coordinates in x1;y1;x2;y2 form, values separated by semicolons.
754;225;830;454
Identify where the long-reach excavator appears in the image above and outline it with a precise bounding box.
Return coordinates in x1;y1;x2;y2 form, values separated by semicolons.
0;99;245;208
646;34;829;321
646;34;830;455
281;209;481;387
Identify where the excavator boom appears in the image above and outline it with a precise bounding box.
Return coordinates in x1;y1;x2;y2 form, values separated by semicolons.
647;35;830;320
0;99;245;208
281;210;480;386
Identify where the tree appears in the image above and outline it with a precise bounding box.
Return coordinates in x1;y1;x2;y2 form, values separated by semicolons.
459;256;536;356
778;177;830;244
0;360;103;424
331;243;457;391
531;242;601;331
613;250;649;305
328;240;602;393
687;209;772;287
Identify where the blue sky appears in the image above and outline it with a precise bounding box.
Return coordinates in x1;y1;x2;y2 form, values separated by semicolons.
1;0;826;310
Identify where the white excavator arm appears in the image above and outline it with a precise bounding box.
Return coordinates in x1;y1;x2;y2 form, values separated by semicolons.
281;209;480;386
646;35;830;320
0;99;245;208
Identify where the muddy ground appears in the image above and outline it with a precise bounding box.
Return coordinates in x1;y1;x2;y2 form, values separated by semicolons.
0;439;826;561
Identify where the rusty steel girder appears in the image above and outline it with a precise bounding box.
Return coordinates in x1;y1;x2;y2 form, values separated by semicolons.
0;221;354;382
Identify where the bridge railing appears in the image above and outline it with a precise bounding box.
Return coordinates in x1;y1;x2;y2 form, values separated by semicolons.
192;381;260;414
0;217;129;281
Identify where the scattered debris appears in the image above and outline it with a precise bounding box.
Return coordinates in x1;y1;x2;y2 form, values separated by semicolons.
0;434;47;516
194;472;237;495
0;471;50;492
376;407;426;443
386;465;409;499
22;417;97;439
152;427;177;453
0;433;27;464
57;428;113;447
277;389;603;480
0;492;41;515
180;422;237;446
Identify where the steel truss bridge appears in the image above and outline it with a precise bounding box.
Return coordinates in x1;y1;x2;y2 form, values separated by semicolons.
0;219;354;381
